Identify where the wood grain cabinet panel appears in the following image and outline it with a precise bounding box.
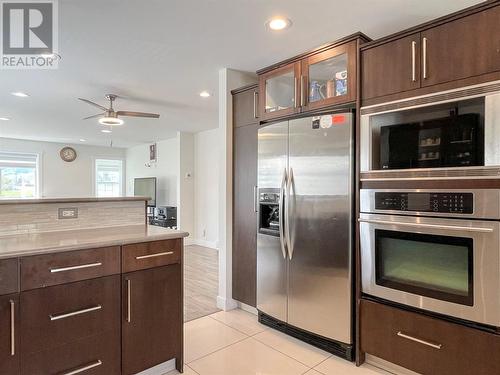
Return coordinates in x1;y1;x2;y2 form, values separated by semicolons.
122;239;181;273
233;85;259;127
21;329;121;375
0;294;19;375
0;258;19;296
122;265;182;375
361;33;421;100
20;246;120;291
360;299;500;375
20;275;120;355
421;6;500;87
232;122;258;307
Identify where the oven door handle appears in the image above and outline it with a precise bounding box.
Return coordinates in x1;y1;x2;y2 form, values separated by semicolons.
358;218;494;233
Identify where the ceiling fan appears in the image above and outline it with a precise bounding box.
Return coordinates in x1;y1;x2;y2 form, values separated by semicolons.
78;94;160;126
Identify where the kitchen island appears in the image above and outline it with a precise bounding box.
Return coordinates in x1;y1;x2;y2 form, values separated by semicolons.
0;197;188;375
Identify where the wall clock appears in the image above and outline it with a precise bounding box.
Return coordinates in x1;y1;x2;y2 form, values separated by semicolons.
60;147;77;162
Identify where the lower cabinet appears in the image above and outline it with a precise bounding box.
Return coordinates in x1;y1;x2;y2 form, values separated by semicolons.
360;299;500;375
0;294;19;375
122;264;182;375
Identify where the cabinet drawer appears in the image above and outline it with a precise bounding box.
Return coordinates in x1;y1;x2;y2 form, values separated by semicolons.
20;246;120;291
122;239;181;273
0;258;19;295
360;299;500;375
21;329;121;375
21;275;120;354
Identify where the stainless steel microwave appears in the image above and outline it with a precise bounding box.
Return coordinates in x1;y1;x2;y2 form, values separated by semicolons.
360;81;500;180
359;189;500;328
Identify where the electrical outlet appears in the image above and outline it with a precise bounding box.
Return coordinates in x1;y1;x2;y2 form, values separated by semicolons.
58;207;78;219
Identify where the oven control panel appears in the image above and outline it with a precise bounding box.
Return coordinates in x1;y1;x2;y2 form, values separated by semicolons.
375;192;473;214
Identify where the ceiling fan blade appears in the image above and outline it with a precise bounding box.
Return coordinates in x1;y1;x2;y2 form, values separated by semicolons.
78;98;108;111
116;111;160;119
82;113;104;120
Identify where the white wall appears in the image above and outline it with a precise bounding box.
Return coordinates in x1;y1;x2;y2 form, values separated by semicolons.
193;128;219;248
177;132;195;239
0;137;126;197
126;138;178;206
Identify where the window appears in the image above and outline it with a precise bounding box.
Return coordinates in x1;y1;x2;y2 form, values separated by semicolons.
0;152;39;198
95;159;124;197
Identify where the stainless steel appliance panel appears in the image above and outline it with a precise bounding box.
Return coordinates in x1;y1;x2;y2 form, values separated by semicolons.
257;121;288;322
287;115;353;343
359;212;500;327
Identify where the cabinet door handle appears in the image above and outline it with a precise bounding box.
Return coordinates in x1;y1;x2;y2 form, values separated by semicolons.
411;41;417;82
135;251;173;260
397;331;442;349
294;77;298;108
422;37;428;79
10;300;15;356
253;91;259;119
253;186;258;213
300;75;305;107
50;262;102;273
126;279;131;323
49;305;102;321
61;360;103;375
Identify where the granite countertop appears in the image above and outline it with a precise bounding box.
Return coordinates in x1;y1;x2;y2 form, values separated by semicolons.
0;196;150;205
0;225;189;259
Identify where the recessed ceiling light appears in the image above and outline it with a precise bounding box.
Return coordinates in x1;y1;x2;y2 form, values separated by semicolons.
199;91;210;98
267;17;292;31
11;92;29;98
0;117;10;121
101;129;112;133
79;138;86;142
99;117;124;126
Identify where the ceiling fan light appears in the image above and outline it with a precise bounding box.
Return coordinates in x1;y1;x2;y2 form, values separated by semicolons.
98;116;124;126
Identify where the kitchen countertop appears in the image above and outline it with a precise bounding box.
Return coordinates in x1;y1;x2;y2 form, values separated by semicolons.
0;196;150;205
0;225;189;259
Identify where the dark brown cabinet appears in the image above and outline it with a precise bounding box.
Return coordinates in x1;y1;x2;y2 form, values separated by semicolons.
0;294;19;375
122;265;182;375
233;85;259;127
0;258;19;296
361;33;421;100
232;118;259;307
361;3;500;104
360;299;500;375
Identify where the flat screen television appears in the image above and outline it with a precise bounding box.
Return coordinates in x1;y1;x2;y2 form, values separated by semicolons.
134;177;156;207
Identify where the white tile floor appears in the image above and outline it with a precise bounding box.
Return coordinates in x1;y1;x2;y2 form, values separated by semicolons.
167;309;393;375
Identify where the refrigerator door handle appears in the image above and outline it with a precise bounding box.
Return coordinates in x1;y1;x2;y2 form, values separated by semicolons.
286;167;294;260
279;168;288;259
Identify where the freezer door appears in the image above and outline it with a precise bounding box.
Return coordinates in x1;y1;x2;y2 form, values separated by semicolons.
257;121;288;322
287;114;353;344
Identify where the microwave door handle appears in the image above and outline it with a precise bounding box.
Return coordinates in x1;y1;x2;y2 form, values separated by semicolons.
279;168;288;259
358;218;493;233
286;168;294;260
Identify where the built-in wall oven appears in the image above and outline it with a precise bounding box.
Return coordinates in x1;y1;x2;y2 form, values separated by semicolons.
360;81;500;181
359;189;500;328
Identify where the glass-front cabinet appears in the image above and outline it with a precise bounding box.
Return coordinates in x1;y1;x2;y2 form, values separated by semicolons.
301;41;356;111
259;62;300;121
258;38;360;121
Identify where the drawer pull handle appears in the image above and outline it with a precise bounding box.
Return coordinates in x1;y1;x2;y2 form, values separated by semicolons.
61;360;102;375
50;305;102;321
135;251;173;260
126;279;131;323
397;331;442;350
50;262;102;273
10;300;15;356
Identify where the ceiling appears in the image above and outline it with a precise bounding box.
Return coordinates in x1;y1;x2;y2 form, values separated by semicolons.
0;0;483;148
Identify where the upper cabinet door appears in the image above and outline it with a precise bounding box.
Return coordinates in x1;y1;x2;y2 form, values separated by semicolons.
233;86;259;127
421;6;500;87
362;33;421;101
259;62;300;121
302;41;357;111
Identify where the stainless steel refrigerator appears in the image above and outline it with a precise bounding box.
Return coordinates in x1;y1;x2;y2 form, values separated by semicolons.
256;112;353;359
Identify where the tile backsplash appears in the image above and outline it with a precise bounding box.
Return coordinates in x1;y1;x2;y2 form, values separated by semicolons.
0;201;146;237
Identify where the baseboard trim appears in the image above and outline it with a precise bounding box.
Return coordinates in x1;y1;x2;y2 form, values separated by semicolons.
187;238;219;249
217;295;238;311
135;359;175;375
237;302;258;315
365;354;421;375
